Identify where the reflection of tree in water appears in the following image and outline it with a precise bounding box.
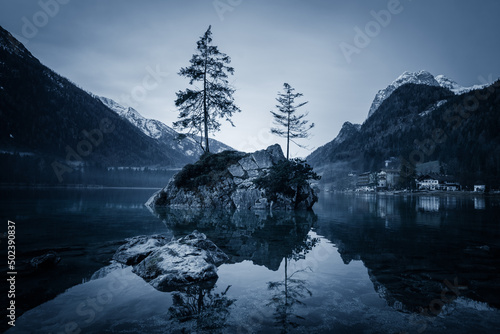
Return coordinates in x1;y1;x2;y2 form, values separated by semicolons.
267;234;318;333
154;207;320;332
168;283;235;333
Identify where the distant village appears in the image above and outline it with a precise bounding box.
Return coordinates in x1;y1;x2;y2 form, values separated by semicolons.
329;159;488;193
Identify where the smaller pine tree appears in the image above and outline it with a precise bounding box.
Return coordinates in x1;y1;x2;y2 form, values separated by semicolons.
271;83;314;159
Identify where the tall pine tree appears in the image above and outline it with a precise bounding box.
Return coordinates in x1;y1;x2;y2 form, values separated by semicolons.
173;25;240;153
271;83;314;159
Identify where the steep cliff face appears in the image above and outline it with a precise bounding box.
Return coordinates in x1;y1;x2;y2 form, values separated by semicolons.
146;144;318;211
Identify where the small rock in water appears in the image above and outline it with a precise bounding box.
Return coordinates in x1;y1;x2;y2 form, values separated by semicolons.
31;251;61;269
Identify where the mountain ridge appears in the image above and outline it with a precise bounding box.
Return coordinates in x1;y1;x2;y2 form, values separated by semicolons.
307;79;500;189
0;25;233;185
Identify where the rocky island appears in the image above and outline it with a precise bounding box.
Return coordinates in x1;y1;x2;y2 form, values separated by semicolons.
146;144;319;211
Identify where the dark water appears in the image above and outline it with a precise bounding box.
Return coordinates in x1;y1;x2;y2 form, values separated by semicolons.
1;189;500;333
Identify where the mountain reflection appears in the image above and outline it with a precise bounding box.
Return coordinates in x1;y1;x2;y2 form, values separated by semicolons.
152;207;318;271
315;193;500;313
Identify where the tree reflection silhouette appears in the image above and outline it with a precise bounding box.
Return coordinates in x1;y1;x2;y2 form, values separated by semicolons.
266;234;318;333
168;283;235;333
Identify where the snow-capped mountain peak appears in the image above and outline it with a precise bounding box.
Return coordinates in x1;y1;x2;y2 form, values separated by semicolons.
367;70;489;119
98;96;177;139
367;70;439;119
393;70;440;88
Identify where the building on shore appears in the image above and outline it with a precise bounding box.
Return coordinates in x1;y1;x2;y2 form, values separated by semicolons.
416;174;460;191
357;172;377;191
474;184;486;192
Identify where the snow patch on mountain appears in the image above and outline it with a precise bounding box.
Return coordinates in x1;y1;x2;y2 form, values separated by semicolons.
419;99;448;117
367;70;490;119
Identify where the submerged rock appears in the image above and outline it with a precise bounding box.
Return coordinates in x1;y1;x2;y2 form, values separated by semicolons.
30;251;61;269
146;144;318;211
132;231;228;291
90;261;126;280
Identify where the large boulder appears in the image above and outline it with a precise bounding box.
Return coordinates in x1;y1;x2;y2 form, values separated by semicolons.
147;144;318;211
132;231;228;291
91;232;228;291
113;235;170;265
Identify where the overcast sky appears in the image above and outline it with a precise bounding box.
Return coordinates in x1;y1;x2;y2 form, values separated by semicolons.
1;0;499;158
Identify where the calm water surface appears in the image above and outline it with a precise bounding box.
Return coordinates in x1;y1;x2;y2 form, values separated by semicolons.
1;188;500;333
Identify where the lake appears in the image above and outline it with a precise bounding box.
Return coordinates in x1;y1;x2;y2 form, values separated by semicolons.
1;188;500;333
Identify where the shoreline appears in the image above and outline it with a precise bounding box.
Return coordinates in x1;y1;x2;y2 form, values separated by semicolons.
0;184;163;190
323;189;500;197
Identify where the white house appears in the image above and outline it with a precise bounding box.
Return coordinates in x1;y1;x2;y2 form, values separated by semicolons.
416;175;439;190
474;185;486;192
416;175;460;191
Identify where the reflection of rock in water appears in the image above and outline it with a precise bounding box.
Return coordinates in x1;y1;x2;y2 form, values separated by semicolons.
154;207;317;271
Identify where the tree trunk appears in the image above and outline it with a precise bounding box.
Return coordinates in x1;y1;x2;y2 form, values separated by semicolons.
286;121;290;160
203;54;210;153
286;96;291;160
284;258;288;306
